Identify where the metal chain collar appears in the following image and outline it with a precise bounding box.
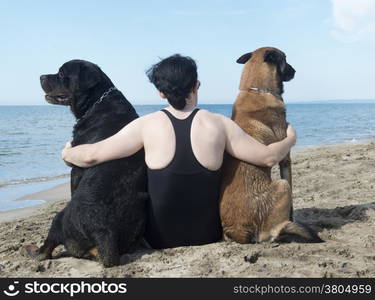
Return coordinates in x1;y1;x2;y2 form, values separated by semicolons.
77;86;117;122
97;86;117;104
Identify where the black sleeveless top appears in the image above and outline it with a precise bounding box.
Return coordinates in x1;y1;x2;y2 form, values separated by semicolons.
145;108;223;249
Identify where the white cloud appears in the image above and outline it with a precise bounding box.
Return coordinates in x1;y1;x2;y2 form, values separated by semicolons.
331;0;375;43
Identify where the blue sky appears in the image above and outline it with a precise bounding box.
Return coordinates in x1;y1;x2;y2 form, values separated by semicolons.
1;0;374;105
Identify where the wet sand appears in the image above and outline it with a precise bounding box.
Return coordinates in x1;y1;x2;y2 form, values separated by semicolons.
0;142;374;277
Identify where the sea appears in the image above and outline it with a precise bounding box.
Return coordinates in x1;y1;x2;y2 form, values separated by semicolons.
1;102;375;212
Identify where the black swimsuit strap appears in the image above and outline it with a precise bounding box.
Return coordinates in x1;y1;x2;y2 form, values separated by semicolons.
160;108;199;123
160;108;203;173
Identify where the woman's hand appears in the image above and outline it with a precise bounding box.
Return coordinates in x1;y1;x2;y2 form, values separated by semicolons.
62;141;74;167
286;124;297;145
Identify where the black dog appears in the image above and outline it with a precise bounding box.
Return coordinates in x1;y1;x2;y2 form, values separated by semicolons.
24;60;147;267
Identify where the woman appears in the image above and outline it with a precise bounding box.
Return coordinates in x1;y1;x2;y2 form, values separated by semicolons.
62;54;297;249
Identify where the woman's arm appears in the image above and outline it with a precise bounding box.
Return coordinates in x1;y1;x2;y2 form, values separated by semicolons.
61;117;144;168
222;116;296;167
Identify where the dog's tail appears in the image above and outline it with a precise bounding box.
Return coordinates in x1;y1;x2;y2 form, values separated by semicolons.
279;221;323;243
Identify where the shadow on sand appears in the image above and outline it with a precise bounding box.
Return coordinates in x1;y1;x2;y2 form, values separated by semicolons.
294;202;375;232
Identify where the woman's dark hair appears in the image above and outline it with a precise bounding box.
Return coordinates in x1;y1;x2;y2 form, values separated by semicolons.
146;54;197;110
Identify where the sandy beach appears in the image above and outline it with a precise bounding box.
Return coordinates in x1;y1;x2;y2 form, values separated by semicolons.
0;142;374;278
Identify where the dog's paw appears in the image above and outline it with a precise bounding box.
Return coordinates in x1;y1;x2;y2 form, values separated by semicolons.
20;244;39;257
20;245;51;261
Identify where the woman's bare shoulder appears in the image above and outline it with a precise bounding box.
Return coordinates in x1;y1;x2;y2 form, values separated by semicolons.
197;109;230;124
141;110;164;120
140;110;170;129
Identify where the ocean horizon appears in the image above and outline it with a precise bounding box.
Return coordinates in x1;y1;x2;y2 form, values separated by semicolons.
1;102;375;211
2;99;375;106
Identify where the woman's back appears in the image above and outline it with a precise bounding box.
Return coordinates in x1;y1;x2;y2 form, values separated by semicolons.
143;108;224;248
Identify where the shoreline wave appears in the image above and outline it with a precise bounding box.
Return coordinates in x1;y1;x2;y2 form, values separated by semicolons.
0;174;70;189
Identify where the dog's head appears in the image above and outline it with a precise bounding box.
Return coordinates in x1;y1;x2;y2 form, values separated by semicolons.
236;47;295;94
40;60;113;118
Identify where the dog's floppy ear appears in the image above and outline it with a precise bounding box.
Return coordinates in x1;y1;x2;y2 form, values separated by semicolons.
236;52;252;64
264;50;281;64
79;64;102;90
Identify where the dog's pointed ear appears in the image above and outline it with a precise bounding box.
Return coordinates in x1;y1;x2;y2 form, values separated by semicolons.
264;50;281;64
236;52;252;64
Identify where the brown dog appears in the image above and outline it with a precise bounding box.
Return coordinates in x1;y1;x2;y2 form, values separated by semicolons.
220;47;322;244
